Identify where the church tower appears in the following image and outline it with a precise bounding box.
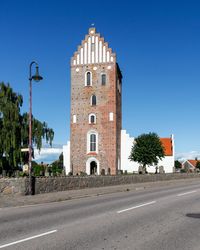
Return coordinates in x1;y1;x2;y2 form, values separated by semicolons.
70;27;122;175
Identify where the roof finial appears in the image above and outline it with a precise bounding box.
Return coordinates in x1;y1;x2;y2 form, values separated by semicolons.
89;24;96;34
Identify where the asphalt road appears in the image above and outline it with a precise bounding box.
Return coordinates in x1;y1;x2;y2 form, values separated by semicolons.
0;180;200;250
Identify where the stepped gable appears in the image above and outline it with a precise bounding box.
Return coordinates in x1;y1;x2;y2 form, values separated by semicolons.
71;27;116;66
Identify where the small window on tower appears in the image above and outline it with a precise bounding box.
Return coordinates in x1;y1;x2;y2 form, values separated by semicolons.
91;115;95;123
87;130;98;153
85;71;92;86
89;114;96;124
90;134;96;152
91;95;97;106
101;74;106;85
87;72;91;85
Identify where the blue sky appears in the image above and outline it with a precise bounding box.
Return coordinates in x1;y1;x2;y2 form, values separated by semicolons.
1;0;200;162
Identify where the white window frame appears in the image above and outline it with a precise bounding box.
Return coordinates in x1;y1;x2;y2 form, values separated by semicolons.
89;113;96;124
85;71;92;86
87;130;98;153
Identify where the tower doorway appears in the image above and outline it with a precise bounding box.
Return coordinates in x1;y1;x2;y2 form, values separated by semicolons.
86;157;99;175
90;161;97;175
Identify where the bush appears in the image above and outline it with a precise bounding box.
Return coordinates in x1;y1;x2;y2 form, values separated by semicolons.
19;171;28;177
33;165;45;176
52;164;62;176
180;169;186;173
79;171;87;177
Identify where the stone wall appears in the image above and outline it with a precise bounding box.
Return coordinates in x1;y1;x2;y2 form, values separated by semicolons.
34;173;200;194
0;178;28;195
0;173;200;195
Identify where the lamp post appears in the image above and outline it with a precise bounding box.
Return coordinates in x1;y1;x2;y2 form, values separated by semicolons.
29;61;43;195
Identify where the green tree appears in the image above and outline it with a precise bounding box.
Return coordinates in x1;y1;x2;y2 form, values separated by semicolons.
32;162;45;176
0;83;22;171
51;152;63;175
175;160;182;169
195;161;200;170
129;132;165;173
0;82;54;173
20;113;54;161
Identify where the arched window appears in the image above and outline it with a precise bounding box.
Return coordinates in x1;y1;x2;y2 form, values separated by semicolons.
101;74;106;85
85;71;92;86
87;130;98;153
91;115;95;123
89;113;96;124
91;95;96;106
90;134;96;152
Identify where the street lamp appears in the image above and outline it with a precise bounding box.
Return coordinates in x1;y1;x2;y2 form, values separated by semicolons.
29;61;43;195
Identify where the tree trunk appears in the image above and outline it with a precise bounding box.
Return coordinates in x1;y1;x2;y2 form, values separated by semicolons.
142;165;147;174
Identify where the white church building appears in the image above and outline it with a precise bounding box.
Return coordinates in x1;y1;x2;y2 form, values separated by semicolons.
63;130;175;174
120;130;175;174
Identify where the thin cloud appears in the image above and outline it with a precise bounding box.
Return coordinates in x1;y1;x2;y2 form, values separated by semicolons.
176;151;200;162
34;146;63;164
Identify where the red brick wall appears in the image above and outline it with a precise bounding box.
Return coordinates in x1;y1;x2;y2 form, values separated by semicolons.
70;30;122;175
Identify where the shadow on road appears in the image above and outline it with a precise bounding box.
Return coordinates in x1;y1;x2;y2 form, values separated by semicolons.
186;213;200;219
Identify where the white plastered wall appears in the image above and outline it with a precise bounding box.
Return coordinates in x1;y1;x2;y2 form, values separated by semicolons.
63;141;70;174
120;130;174;173
63;131;175;175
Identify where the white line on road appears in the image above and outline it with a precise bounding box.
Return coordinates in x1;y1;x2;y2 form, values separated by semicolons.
117;201;156;214
0;230;57;249
177;190;197;197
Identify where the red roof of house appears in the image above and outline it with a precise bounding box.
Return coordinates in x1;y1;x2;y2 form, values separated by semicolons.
160;138;173;156
188;160;198;167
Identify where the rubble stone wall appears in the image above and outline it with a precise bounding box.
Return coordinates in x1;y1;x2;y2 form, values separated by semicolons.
1;173;199;195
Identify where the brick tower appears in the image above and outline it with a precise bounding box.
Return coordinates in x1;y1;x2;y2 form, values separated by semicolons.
70;27;122;175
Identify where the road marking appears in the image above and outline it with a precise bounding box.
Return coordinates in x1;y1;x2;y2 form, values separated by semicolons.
0;230;57;249
117;201;156;214
177;190;197;197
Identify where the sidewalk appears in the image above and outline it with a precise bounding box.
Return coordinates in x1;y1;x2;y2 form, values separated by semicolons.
1;178;200;208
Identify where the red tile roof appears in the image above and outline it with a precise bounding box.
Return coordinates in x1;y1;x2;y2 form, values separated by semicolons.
160;138;173;156
188;160;198;167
